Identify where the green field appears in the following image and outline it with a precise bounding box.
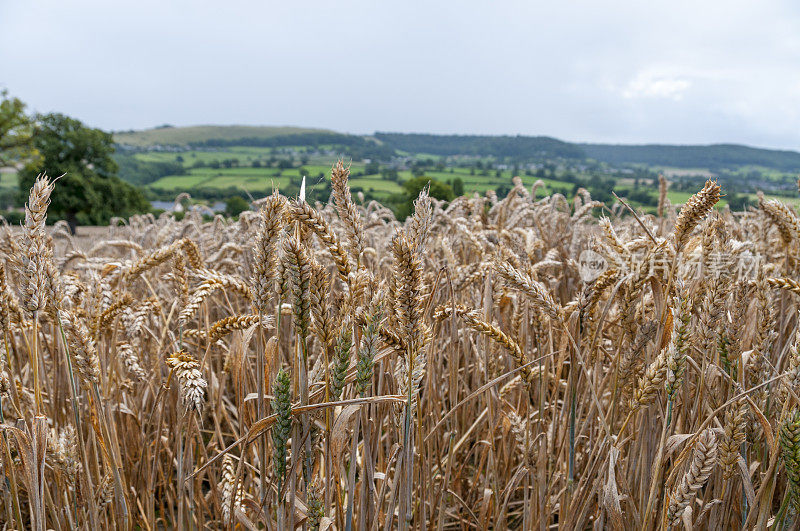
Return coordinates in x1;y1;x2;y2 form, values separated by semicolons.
0;172;18;190
140;148;581;200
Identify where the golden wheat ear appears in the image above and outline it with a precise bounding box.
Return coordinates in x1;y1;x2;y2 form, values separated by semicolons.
673;179;721;250
667;429;718;525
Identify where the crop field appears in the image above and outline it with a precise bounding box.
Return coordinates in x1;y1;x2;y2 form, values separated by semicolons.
5;164;800;529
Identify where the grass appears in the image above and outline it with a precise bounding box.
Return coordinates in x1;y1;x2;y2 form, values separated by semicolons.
0;171;18;190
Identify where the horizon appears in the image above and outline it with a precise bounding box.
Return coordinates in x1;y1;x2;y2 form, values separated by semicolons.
2;1;799;150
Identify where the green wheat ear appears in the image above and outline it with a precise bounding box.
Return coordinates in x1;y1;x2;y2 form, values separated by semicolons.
307;480;324;531
781;408;800;509
270;368;292;491
356;301;385;397
666;295;691;399
330;327;352;401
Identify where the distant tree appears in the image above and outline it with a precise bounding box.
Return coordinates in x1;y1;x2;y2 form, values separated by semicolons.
175;155;184;163
365;161;380;175
381;168;399;182
278;159;293;170
225;196;250;217
0;90;36;167
209;160;220;169
727;192;752;210
452;177;464;197
114;154;185;186
392;176;453;219
19;113;149;232
252;160;262;168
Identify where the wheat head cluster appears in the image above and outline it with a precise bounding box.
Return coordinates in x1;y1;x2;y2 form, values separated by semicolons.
2;162;800;530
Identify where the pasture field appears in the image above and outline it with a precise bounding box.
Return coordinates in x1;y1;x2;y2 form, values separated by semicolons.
140;148;580;199
0;171;18;190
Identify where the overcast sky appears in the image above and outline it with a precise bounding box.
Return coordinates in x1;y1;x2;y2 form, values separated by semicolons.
2;0;799;149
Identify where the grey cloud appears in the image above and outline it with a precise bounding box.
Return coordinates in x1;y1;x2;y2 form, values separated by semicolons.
1;0;798;148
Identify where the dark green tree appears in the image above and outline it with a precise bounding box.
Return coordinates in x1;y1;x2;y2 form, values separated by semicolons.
380;168;399;182
19;113;149;231
225;196;250;218
403;176;453;202
452;177;464;197
365;161;380;175
0;90;35;167
390;176;453;220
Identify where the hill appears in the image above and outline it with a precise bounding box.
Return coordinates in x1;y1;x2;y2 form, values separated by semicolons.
113;125;800;173
581;143;800;171
373;133;800;171
374;132;585;160
114;125;331;147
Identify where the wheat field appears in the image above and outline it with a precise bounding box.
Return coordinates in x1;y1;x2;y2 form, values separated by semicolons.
1;163;800;529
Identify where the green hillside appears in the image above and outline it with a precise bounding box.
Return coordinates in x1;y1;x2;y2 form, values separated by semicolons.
374;132;585;160
114;126;800;173
114;125;331;147
581;143;800;171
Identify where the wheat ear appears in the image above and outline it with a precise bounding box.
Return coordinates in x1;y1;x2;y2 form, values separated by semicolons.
667;428;718;525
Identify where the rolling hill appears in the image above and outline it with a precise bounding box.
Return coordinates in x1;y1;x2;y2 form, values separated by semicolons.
580;143;800;172
113;125;331;147
113;125;800;172
372;132;585;159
